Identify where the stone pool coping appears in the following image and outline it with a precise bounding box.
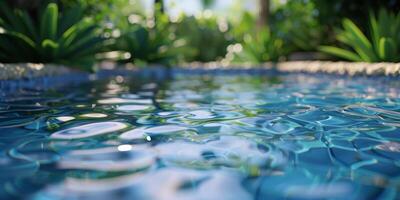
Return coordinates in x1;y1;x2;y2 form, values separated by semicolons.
0;63;73;80
276;61;400;76
184;61;400;76
1;61;400;82
1;61;400;96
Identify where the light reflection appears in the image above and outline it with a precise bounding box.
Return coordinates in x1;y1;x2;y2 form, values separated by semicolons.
118;144;133;152
56;116;75;122
79;113;108;118
146;136;152;141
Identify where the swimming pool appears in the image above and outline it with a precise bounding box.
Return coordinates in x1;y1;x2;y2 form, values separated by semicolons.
1;72;399;199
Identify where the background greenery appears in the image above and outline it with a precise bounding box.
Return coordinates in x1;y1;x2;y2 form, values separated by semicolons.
1;0;399;70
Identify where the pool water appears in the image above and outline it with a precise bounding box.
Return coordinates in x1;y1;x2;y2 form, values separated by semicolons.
1;73;400;199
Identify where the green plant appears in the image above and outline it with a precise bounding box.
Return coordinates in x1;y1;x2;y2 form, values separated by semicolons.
312;0;400;31
113;10;193;66
319;9;400;62
0;2;105;70
115;26;185;66
271;0;324;51
228;27;286;63
229;11;256;43
174;14;231;62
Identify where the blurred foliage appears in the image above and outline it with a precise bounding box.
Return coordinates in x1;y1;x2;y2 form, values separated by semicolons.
0;2;105;70
112;5;193;66
228;27;287;63
270;0;324;51
2;0;399;67
320;9;400;62
174;14;232;62
201;0;216;9
312;0;400;31
111;4;231;65
60;0;118;22
59;0;145;29
229;11;256;43
226;0;325;63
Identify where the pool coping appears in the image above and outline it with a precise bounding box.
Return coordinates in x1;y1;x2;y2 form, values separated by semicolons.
1;61;399;93
2;61;400;80
183;61;400;76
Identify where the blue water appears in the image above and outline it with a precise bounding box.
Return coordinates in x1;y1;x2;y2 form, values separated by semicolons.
1;73;400;200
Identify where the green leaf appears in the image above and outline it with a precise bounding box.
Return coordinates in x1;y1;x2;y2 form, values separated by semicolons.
62;26;102;56
342;19;377;62
378;37;397;61
369;10;380;55
64;37;104;58
342;19;370;47
40;3;58;41
42;39;59;49
319;46;362;61
59;24;97;49
41;39;59;59
6;31;35;48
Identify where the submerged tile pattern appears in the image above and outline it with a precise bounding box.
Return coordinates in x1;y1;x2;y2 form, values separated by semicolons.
0;74;400;199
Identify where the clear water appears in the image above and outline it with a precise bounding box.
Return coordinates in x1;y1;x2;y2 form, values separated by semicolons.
1;73;400;200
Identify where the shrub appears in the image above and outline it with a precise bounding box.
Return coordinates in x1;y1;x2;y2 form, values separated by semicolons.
227;27;286;63
271;0;324;51
174;14;232;62
113;10;193;66
319;9;400;62
312;0;400;31
0;2;105;70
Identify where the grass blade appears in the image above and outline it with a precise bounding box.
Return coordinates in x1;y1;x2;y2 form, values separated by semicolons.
40;3;58;41
319;46;362;61
378;37;397;61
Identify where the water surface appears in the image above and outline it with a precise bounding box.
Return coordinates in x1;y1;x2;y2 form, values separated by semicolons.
1;73;400;199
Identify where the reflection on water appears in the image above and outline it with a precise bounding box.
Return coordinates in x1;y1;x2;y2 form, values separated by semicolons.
0;74;400;199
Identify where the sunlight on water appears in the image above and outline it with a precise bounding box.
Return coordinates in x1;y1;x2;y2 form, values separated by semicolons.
0;74;400;199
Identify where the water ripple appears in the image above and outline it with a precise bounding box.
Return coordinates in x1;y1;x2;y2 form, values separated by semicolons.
0;74;399;199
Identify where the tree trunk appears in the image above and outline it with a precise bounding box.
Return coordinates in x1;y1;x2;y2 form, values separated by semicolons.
257;0;270;28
